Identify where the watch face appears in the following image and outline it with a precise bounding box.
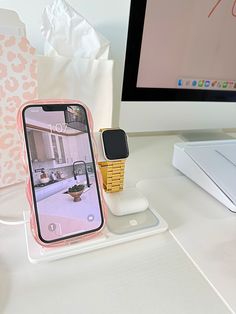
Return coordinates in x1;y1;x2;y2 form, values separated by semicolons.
102;129;129;160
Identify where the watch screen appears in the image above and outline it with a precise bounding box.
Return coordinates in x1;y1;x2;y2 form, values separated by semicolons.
102;129;129;160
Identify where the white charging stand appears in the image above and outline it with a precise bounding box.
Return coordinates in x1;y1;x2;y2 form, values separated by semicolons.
23;132;168;263
23;188;168;263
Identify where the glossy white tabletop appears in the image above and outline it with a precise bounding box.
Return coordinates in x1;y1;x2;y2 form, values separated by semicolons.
0;135;233;314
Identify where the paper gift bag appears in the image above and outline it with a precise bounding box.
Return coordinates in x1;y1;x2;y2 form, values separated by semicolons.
37;55;113;131
0;9;37;188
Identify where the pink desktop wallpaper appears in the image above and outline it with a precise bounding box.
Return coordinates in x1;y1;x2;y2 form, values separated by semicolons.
137;0;236;89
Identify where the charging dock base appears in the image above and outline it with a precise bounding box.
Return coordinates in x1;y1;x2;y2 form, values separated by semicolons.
23;206;168;263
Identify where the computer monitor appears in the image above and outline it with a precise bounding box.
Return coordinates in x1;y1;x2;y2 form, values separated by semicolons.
120;0;236;133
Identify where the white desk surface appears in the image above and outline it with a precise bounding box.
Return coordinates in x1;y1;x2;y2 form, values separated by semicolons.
0;134;234;314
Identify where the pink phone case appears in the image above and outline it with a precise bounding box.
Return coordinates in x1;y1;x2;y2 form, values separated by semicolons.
17;99;107;247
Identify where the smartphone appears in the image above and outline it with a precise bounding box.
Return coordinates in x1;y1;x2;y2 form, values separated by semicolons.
22;102;104;245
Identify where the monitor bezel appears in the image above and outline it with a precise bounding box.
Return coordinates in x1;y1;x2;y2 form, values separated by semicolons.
122;0;236;103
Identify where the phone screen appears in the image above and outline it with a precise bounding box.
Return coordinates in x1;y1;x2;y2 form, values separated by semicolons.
23;104;104;243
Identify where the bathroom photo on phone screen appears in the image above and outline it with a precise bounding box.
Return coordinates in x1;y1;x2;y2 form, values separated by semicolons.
23;105;103;242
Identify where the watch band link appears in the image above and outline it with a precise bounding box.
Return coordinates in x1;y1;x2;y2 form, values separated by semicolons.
98;160;125;193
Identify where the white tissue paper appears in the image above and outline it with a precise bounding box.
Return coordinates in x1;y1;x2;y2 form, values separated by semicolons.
41;0;110;59
37;0;113;131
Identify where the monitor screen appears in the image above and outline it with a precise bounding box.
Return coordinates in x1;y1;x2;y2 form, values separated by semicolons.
138;0;236;91
122;0;236;102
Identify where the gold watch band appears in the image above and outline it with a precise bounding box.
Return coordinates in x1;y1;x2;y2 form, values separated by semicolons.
98;160;125;193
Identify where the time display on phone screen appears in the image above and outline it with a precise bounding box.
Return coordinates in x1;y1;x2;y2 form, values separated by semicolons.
23;104;104;243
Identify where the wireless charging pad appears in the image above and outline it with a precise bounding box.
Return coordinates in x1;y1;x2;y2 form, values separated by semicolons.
23;206;168;263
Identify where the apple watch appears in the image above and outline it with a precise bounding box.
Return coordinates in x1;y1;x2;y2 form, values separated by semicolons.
98;128;129;193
